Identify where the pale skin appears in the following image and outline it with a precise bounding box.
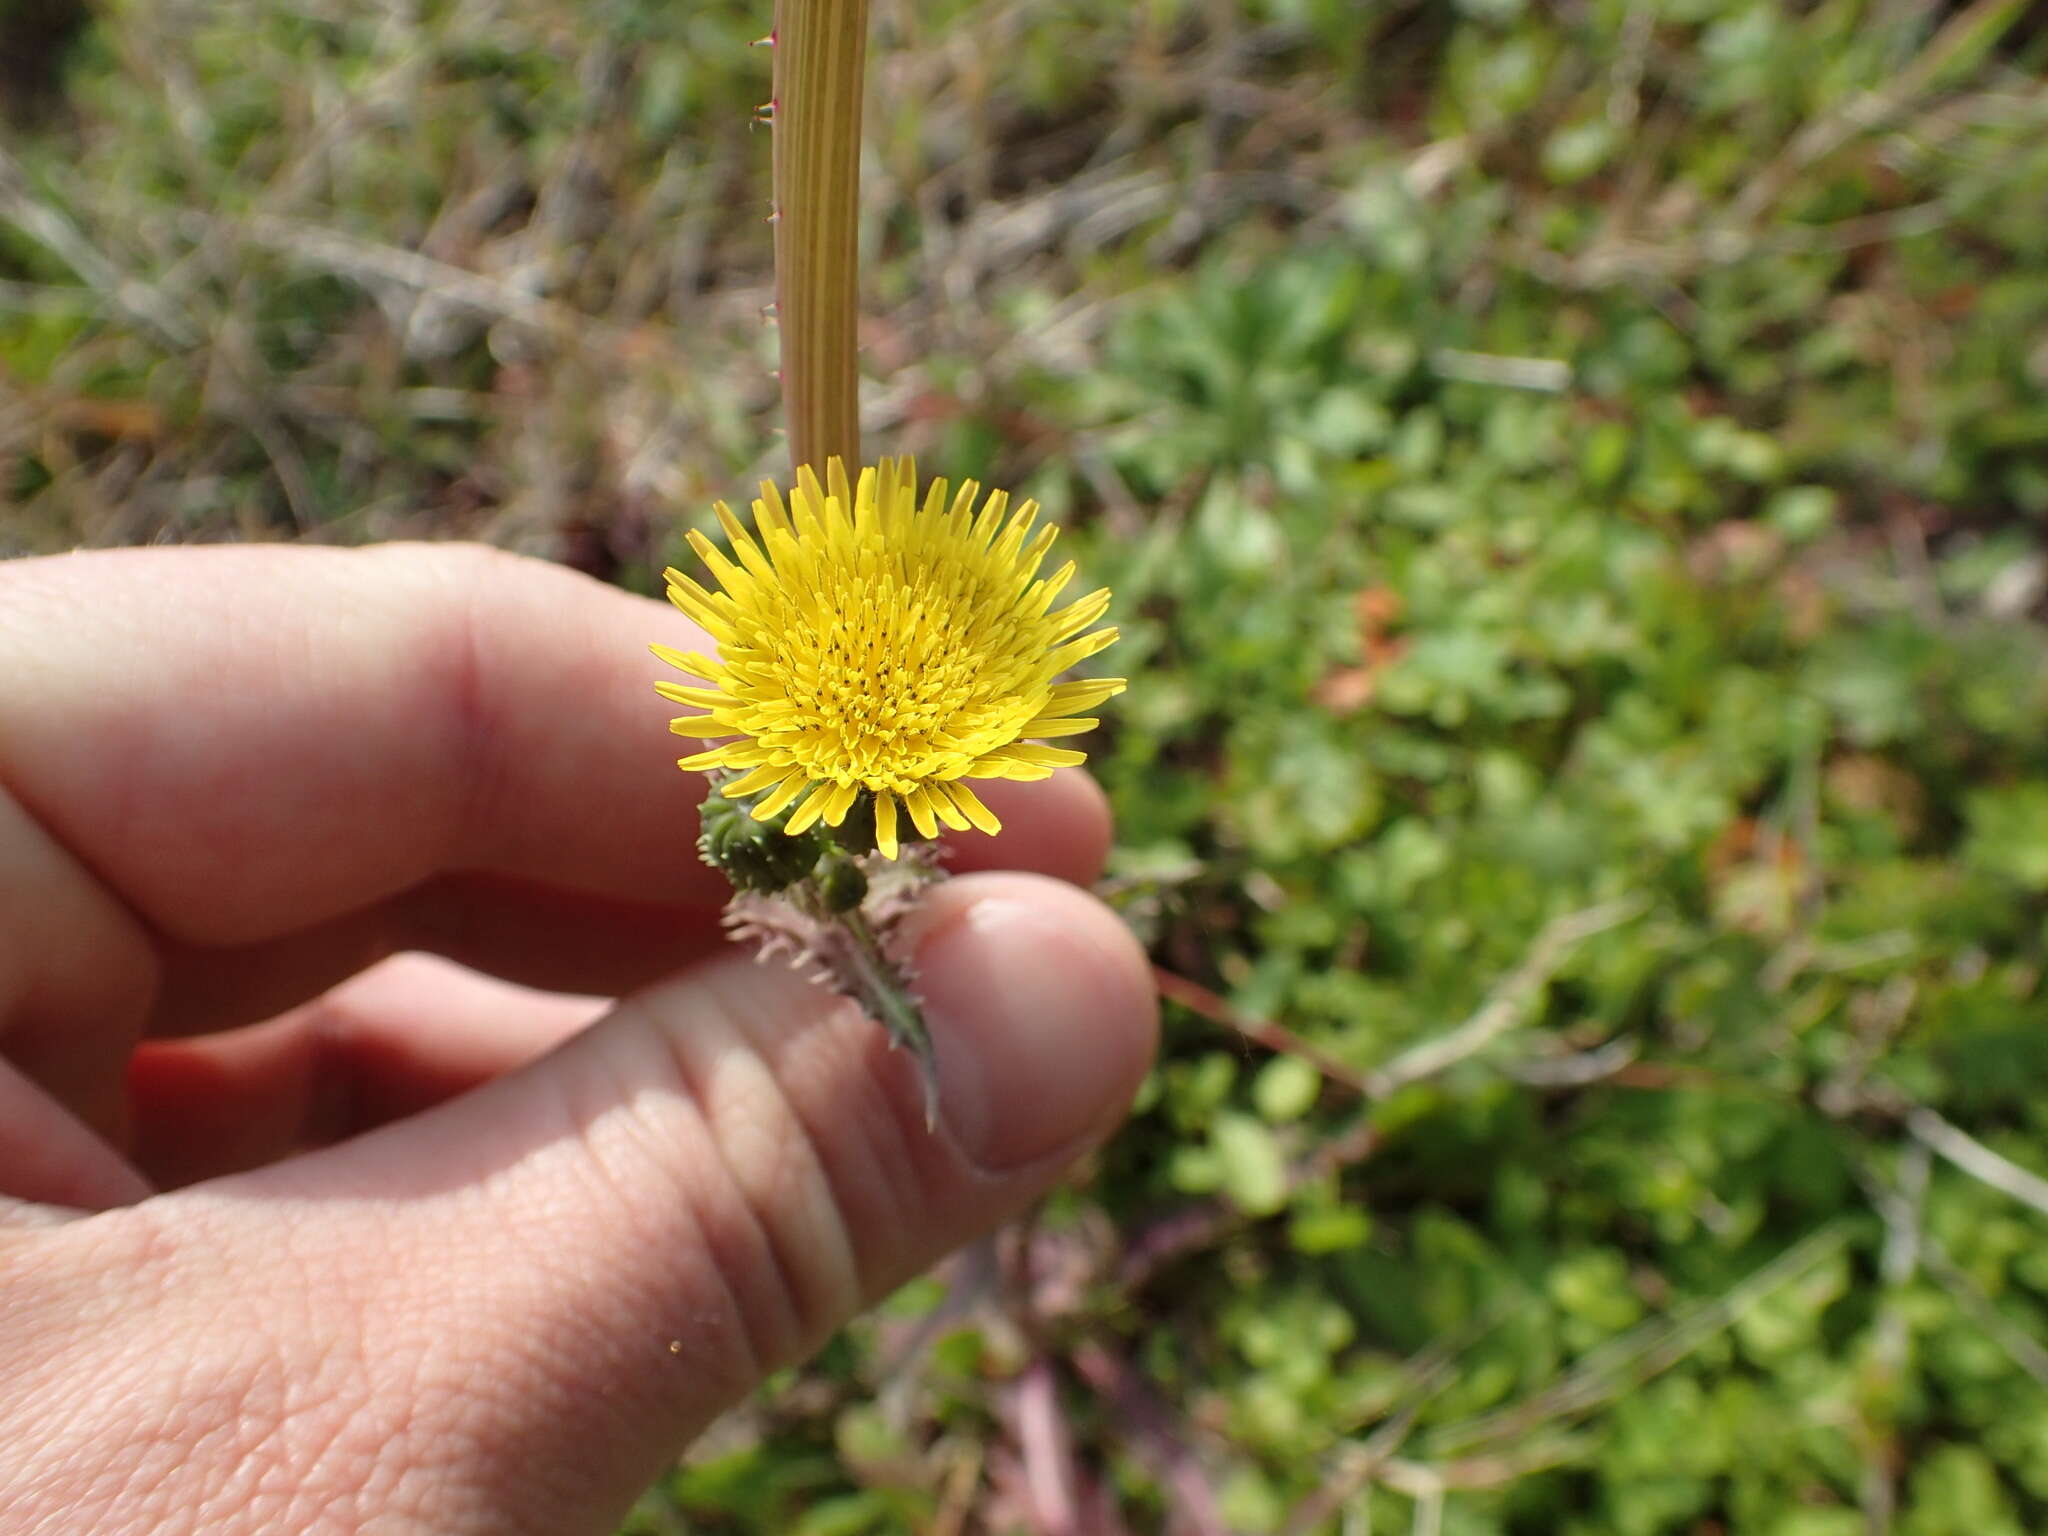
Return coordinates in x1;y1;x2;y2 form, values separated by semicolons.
0;543;1157;1535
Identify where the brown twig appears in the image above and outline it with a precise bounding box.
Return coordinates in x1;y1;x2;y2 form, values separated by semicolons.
1153;966;1376;1098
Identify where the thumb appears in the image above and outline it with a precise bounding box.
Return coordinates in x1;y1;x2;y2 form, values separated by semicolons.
160;871;1154;1534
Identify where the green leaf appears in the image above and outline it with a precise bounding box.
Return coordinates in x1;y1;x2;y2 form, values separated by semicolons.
1213;1112;1290;1216
1253;1055;1324;1122
1963;783;2048;891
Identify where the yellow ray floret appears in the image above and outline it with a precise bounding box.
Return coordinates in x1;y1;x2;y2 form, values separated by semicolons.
654;457;1124;860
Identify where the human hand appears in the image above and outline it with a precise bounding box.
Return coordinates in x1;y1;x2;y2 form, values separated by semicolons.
0;543;1156;1535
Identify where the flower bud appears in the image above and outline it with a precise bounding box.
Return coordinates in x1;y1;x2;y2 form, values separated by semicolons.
817;855;869;913
698;790;825;893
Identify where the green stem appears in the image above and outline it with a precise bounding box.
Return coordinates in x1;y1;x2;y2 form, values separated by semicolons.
772;0;868;480
839;907;939;1128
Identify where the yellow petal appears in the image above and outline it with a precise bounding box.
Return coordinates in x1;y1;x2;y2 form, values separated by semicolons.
822;780;860;827
753;480;793;542
1008;743;1088;768
1044;588;1112;639
965;484;1002;548
1018;715;1098;738
681;743;772;770
1011;523;1060;584
1044;626;1119;673
649;643;726;681
670;714;745;737
1020;560;1077;618
655;682;729;709
676;746;737;771
989;499;1038;566
929;790;969;832
714;501;778;586
686;528;757;601
903;784;941;840
874;791;900;860
1047;677;1127;711
784;782;836;835
971;754;1058;782
662;572;736;642
719;762;789;797
943;780;1002;836
751;771;810;821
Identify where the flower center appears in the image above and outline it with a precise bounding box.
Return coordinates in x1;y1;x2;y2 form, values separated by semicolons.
755;551;1042;792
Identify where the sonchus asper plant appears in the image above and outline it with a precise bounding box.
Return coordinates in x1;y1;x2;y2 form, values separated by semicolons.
651;0;1123;1121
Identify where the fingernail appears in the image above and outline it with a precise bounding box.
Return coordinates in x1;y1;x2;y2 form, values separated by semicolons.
911;874;1157;1172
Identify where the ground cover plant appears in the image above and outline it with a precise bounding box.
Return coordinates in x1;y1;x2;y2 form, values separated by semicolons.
5;0;2048;1530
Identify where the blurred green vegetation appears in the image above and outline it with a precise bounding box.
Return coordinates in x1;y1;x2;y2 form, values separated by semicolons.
7;0;2048;1531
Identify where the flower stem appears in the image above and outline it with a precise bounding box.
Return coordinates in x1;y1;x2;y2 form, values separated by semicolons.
840;907;939;1128
772;0;868;480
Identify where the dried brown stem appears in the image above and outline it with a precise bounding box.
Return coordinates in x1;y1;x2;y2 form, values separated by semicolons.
772;0;868;478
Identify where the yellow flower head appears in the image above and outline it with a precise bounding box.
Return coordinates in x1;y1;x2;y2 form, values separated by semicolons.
655;458;1123;860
